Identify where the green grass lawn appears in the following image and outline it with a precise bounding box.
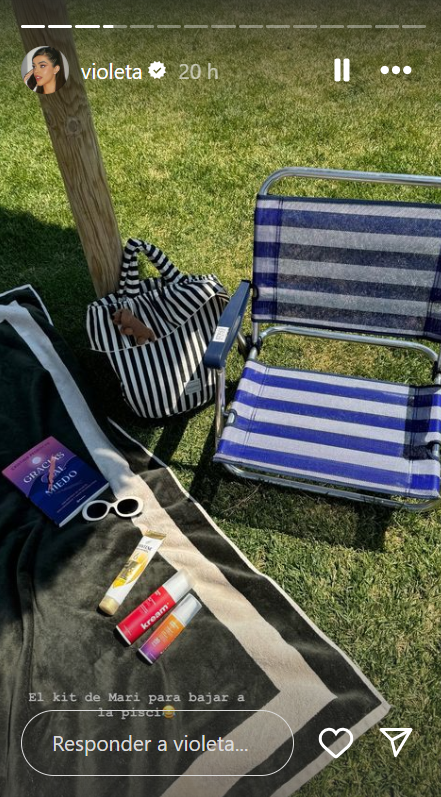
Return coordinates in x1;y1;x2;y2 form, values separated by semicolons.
1;1;441;794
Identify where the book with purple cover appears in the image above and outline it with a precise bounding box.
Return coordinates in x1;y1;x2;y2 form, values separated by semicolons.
2;436;108;527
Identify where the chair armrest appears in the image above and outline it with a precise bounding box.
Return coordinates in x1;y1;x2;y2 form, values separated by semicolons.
204;280;251;369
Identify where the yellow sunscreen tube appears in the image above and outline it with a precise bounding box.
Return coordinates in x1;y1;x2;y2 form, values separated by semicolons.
99;534;164;616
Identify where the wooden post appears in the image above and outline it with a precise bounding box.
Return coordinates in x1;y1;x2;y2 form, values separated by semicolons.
12;0;122;296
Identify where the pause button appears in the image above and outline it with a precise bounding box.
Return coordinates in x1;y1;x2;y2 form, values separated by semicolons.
334;58;350;82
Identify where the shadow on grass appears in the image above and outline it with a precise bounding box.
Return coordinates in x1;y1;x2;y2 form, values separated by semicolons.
0;207;94;336
191;455;394;553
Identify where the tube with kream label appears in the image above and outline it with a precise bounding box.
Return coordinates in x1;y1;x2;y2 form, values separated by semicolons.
99;533;165;616
116;569;193;645
138;594;202;664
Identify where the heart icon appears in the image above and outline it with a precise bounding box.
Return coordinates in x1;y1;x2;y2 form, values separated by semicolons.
318;727;354;759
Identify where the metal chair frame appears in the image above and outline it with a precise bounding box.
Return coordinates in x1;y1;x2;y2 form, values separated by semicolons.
205;168;441;512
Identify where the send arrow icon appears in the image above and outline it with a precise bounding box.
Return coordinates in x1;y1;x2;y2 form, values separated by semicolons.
380;728;412;757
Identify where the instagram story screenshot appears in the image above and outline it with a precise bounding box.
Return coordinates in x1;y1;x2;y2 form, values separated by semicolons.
0;1;440;796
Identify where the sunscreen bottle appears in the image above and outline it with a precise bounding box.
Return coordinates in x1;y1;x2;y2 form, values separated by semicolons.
116;570;193;645
138;594;202;664
99;534;164;616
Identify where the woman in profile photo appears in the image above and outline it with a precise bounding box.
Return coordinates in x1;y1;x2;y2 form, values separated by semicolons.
23;46;66;94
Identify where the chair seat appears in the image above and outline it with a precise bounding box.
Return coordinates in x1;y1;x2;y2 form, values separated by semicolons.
214;360;441;499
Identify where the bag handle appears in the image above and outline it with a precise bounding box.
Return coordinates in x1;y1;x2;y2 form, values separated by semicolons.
117;238;183;298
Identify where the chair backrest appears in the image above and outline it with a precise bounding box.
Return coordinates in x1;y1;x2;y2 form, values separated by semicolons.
252;194;441;342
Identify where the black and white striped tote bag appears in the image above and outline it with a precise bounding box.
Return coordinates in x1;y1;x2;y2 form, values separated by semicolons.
86;239;229;419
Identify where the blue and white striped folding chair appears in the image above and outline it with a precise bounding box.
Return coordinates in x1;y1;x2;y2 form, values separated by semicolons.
204;168;441;511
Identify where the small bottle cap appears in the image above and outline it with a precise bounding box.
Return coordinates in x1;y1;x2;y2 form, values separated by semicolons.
138;646;154;664
115;626;131;645
140;528;167;540
99;596;120;616
173;594;202;627
164;569;194;603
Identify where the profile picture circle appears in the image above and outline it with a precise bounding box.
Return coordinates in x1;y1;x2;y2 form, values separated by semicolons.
21;46;69;94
